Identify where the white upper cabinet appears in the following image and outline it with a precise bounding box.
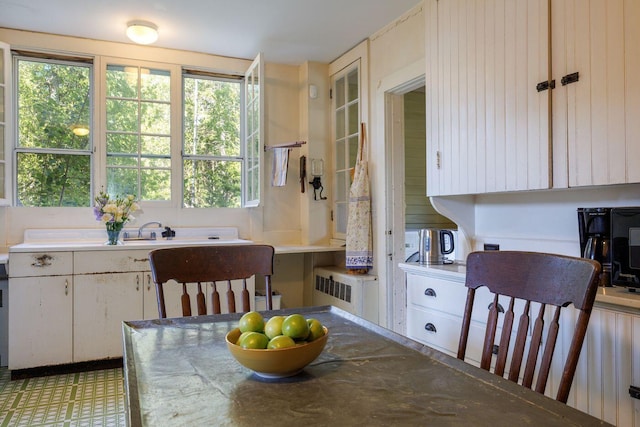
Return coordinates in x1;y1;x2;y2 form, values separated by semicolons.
552;0;640;188
427;0;550;196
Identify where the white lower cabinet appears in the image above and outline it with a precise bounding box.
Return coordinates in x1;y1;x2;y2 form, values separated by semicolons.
403;263;640;426
73;272;144;362
8;251;74;370
8;276;73;370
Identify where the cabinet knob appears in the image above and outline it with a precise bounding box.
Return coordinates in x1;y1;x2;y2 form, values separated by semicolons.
488;302;505;313
424;323;437;333
424;288;437;297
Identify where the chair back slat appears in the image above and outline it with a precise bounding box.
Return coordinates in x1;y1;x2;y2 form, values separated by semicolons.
481;294;500;370
196;283;206;315
523;304;546;388
148;245;275;318
536;307;562;394
494;298;515;376
181;283;191;317
211;283;221;314
241;279;250;312
458;251;600;403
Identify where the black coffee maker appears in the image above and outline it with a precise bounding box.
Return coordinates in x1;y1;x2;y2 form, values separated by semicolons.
577;207;611;287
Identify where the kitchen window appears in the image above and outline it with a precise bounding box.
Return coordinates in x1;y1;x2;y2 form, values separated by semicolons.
182;53;262;208
105;64;171;202
8;45;262;208
182;72;242;208
14;53;93;207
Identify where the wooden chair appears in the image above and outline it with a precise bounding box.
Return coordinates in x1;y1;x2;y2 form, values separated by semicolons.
457;251;600;403
148;245;275;318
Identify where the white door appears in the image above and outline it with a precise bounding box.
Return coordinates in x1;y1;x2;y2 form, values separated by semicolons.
8;276;73;369
74;272;143;361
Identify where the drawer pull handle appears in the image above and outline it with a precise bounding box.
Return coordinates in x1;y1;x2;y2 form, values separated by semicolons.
32;254;53;267
424;288;437;297
488;302;505;313
630;385;640;400
424;323;437;333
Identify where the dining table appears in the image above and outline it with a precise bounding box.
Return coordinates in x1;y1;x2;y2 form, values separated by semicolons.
122;305;609;426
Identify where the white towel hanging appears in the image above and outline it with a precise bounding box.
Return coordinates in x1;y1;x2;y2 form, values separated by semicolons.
271;147;290;187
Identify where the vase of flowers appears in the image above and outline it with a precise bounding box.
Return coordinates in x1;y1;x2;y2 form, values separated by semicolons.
94;191;140;245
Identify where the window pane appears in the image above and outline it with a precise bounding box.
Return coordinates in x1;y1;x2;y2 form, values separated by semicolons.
0;124;4;158
347;69;359;102
141;69;170;101
336;139;346;171
183;76;240;157
107;62;171;201
336;170;347;202
141;101;170;134
0;87;4;122
348;135;359;168
336;202;348;234
141;169;170;200
348;103;359;136
335;108;345;140
107;167;137;196
106;65;137;98
0;163;4;199
17;152;91;207
141;135;170;156
107;99;138;132
183;159;241;208
335;76;345;108
17;59;91;150
107;134;138;154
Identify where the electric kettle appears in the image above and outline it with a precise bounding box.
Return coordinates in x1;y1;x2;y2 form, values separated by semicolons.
418;229;455;264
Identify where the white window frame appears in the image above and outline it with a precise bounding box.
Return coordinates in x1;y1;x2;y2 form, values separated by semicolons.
243;52;263;208
0;42;11;206
329;41;369;240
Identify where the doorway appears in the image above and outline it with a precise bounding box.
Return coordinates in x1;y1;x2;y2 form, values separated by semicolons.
384;81;456;335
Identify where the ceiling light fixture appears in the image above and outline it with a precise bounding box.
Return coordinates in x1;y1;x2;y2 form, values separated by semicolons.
126;20;159;45
71;125;90;137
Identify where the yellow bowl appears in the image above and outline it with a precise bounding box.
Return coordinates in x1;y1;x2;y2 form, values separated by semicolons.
225;326;329;378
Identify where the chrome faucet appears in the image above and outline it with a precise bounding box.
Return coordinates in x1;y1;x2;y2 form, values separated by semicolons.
138;221;162;239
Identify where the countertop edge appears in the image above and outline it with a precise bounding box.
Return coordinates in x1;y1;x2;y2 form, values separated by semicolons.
399;262;640;313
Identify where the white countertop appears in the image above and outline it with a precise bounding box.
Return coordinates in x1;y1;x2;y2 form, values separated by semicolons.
399;261;640;313
7;227;345;255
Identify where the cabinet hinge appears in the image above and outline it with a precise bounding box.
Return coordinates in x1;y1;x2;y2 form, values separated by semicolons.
329;89;333;99
330;210;334;221
536;80;556;92
561;72;579;86
436;151;441;169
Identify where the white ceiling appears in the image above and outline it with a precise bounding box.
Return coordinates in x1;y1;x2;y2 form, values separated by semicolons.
0;0;422;64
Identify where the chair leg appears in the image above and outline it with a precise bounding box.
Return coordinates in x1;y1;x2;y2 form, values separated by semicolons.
241;279;250;312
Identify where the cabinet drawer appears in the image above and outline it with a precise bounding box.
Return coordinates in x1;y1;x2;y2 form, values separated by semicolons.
74;250;151;274
407;306;463;356
9;252;73;277
406;274;467;316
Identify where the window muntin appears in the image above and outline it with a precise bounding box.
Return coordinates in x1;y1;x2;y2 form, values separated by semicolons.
15;56;92;207
105;65;171;201
183;73;242;208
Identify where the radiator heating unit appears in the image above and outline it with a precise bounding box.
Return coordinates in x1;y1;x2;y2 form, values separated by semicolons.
313;266;378;323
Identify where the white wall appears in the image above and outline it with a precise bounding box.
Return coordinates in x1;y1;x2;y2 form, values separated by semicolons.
472;184;640;257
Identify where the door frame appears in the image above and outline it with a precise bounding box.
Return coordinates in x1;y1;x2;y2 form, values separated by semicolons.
375;58;425;333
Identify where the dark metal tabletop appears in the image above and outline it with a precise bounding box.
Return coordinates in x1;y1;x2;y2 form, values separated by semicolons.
122;306;608;426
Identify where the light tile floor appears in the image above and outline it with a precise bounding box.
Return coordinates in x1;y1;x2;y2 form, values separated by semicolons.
0;367;126;426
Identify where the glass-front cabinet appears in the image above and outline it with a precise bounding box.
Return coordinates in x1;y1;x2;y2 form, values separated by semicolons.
331;60;360;239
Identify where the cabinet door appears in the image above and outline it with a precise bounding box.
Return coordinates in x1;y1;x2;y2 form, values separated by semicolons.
74;272;143;361
553;0;640;187
8;276;73;369
428;0;550;196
